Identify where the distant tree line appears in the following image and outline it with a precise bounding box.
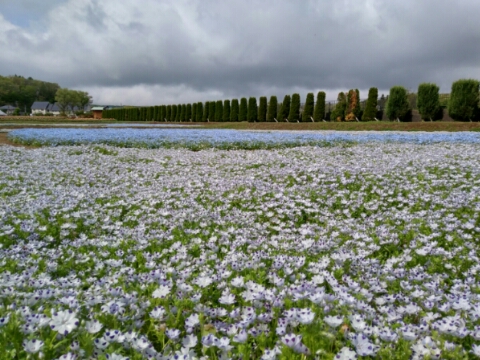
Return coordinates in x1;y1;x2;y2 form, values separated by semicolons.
0;75;60;112
102;79;480;122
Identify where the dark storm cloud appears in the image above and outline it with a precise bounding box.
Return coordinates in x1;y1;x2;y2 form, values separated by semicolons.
1;0;479;104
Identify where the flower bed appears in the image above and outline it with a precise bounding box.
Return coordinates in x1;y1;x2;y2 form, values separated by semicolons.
1;143;480;359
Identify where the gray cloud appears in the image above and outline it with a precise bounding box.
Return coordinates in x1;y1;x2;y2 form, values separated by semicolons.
1;0;479;105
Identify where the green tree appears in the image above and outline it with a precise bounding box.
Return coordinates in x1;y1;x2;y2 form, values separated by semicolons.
230;99;239;121
289;93;300;122
146;106;152;121
362;87;378;121
314;91;326;122
279;95;291;121
197;102;204;122
386;86;410;121
179;104;185;121
258;96;267;122
304;93;314;122
417;83;441;121
448;79;480;121
223;100;231;122
166;105;172;121
214;100;222;121
239;98;247;121
171;105;177;121
186;103;192;121
203;101;209;121
55;88;76;114
267;96;278;122
330;92;347;121
192;103;197;122
247;97;257;122
209;101;216;122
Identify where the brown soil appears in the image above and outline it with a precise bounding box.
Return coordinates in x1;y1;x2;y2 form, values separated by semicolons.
0;132;38;149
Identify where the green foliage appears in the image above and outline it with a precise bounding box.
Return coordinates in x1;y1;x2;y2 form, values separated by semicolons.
215;100;223;121
192;103;197;122
448;79;480;121
247;97;258;122
180;104;186;121
304;93;314;122
223;100;230;122
330;92;347;121
417;83;441;121
146;106;152;121
197;102;203;122
55;88;91;115
314;91;326;122
209;101;216;122
239;98;247;121
230;99;239;121
171;105;177;121
279;95;291;121
166;105;171;121
386;86;410;121
344;89;361;121
186;103;192;121
267;96;277;122
289;93;301;122
362;87;378;121
258;96;267;122
203;102;209;122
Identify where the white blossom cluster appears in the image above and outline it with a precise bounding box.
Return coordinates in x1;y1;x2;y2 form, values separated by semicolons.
0;142;480;359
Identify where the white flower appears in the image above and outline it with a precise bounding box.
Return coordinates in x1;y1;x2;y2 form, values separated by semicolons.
85;320;103;334
219;290;236;305
166;328;181;340
152;285;171;298
471;344;480;357
334;347;357;360
297;308;315;324
150;306;166;320
57;353;77;360
23;339;44;354
231;277;244;288
182;334;198;349
324;315;344;328
185;313;200;330
281;334;310;355
50;310;79;335
106;354;130;360
351;333;379;357
195;275;213;288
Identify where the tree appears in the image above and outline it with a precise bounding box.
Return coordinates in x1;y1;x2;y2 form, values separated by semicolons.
209;101;216;122
345;89;361;121
230;99;239;121
386;86;410;121
417;83;441;121
166;105;172;121
192;103;197;122
280;95;291;121
180;104;186;121
203;102;209;121
55;88;76;114
258;96;267;122
448;79;480;121
239;98;247;121
289;93;300;122
223;100;230;122
186;103;192;121
314;91;326;122
146;106;153;121
330;92;347;121
171;105;177;121
267;96;278;122
362;87;378;121
197;102;204;122
304;93;314;122
247;97;257;122
74;91;92;113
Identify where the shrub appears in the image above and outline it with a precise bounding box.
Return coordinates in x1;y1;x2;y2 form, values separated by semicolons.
345;89;360;121
267;96;278;122
280;95;291;121
215;100;223;122
197;102;204;122
448;79;480;121
314;91;326;122
386;86;410;121
417;83;441;121
209;101;216;122
230;99;239;121
258;96;267;122
288;94;301;122
304;93;314;122
330;92;346;121
239;98;247;121
247;97;257;122
223;100;230;122
362;87;378;121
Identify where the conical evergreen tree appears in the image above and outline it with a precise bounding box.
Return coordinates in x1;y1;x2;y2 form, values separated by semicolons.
280;95;291;121
239;98;247;121
247;97;258;122
186;103;192;121
203;102;209;121
417;83;440;121
362;87;378;121
304;93;314;122
230;99;239;121
209;101;216;122
448;79;480;121
258;96;267;122
386;86;409;121
215;100;223;121
166;105;171;121
196;102;203;122
171;105;177;121
267;96;278;122
289;93;300;122
223;100;231;122
314;91;326;121
331;92;347;121
192;103;197;122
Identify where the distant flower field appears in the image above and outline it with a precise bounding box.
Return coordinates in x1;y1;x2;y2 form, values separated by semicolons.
1;141;480;359
8;128;480;150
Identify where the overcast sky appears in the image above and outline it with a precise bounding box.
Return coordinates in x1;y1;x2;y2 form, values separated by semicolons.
1;0;480;105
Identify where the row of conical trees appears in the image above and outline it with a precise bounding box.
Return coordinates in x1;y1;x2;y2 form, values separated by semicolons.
102;79;479;122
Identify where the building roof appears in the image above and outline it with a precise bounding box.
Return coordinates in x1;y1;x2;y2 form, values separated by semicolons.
0;105;16;110
91;106;105;111
0;110;6;116
31;101;50;110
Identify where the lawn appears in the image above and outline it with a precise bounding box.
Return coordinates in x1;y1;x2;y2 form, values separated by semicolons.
1;142;480;359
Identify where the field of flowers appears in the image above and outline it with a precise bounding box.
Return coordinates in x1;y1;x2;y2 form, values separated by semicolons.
1;139;480;359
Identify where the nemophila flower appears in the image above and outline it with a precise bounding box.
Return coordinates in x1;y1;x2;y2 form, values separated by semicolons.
324;315;344;328
351;333;379;356
23;339;44;354
232;329;247;343
0;315;10;327
50;310;79;335
85;319;103;334
471;344;480;357
219;290;236;305
57;353;77;360
150;306;166;320
106;354;130;360
334;347;357;360
281;333;310;355
411;336;441;360
152;285;171;298
166;328;181;340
